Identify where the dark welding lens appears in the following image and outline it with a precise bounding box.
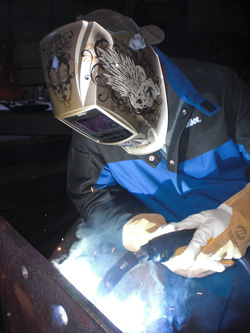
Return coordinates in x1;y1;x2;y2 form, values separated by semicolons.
64;108;133;143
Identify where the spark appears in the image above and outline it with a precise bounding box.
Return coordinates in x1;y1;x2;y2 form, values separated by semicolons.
196;292;203;295
111;247;116;254
57;247;62;252
169;308;175;311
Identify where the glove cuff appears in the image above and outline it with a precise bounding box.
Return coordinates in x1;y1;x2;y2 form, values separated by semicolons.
218;203;233;215
224;183;250;221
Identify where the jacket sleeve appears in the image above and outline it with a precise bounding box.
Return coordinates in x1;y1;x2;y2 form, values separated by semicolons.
67;131;151;246
223;69;250;146
189;59;250;177
224;67;250;180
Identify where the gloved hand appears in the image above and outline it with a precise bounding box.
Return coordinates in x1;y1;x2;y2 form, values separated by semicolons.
122;213;167;252
152;204;235;277
152;182;250;278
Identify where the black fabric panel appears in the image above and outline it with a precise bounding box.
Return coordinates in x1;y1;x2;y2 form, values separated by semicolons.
179;107;231;163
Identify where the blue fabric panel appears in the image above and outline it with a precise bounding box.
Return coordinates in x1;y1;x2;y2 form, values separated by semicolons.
238;143;250;163
93;164;117;188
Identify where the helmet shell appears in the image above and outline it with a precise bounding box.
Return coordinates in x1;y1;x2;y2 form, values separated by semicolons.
40;20;168;154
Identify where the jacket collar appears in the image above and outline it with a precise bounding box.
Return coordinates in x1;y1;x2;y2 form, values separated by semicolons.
154;47;220;116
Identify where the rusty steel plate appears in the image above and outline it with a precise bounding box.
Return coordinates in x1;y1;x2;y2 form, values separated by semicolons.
0;215;121;333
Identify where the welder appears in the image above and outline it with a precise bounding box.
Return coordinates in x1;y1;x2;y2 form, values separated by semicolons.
40;9;250;331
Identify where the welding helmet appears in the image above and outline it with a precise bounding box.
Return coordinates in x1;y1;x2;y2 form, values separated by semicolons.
40;15;167;155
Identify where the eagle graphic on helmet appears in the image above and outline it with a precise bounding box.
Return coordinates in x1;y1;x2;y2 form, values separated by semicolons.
96;46;161;111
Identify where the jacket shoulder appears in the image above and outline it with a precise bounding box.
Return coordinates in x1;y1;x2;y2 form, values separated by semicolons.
171;57;238;87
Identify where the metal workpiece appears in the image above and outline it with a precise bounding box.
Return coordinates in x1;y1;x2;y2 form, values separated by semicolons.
0;216;121;333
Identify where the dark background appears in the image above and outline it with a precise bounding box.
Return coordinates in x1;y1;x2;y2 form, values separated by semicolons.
1;0;250;86
0;1;250;330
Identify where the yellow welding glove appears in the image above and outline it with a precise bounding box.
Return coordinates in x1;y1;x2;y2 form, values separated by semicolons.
122;213;167;252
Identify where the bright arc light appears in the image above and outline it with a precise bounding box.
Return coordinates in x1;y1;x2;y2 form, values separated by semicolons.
52;255;163;332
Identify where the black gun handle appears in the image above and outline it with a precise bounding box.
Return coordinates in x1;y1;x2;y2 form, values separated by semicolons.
141;229;196;262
